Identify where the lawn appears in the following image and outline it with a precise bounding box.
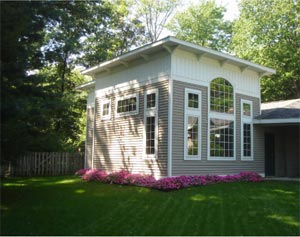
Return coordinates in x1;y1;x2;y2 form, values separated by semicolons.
1;176;299;236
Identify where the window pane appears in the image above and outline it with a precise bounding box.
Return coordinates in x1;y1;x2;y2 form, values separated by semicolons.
187;116;198;156
188;93;199;108
243;123;251;156
102;102;110;116
117;96;137;114
243;103;251;116
146;116;155;155
210;118;234;157
210;78;234;114
147;93;156;108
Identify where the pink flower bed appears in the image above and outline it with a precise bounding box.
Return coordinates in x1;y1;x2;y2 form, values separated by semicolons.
75;169;263;191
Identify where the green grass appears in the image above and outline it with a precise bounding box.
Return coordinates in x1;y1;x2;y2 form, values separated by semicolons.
1;176;300;236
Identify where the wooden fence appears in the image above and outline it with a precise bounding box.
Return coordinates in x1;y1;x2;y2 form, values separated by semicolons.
1;152;84;177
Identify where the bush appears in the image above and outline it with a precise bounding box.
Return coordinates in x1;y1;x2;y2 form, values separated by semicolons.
75;169;263;191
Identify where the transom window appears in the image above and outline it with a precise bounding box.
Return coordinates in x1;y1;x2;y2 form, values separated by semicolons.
210;78;234;114
188;93;199;108
184;88;202;160
102;103;110;116
146;93;156;109
101;99;111;120
243;103;251;116
209;78;235;160
116;93;138;116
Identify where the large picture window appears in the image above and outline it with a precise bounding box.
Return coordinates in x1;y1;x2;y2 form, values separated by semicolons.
209;78;235;160
210;118;234;157
184;89;202;160
144;89;158;159
241;100;253;160
116;93;139;117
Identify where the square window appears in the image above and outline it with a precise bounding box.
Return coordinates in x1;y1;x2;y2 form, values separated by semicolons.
147;93;156;108
243;103;251;116
188;93;199;108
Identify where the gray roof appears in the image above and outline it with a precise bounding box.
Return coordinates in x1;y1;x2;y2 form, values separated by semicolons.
257;99;300;120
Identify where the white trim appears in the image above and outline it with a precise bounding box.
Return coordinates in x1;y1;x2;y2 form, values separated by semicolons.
241;99;254;161
115;93;139;118
143;89;159;160
253;118;300;124
168;79;173;177
82;36;275;77
75;80;95;91
91;98;96;169
100;98;111;120
184;88;202;160
84;104;94;168
208;78;236;161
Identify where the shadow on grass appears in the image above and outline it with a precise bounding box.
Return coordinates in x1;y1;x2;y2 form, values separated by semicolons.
1;177;300;236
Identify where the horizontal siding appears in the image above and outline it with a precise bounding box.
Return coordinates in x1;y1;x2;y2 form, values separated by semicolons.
93;80;169;178
85;107;94;169
236;93;264;174
172;80;264;176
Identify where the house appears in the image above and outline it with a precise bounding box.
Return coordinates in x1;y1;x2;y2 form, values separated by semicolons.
254;99;300;177
77;36;299;178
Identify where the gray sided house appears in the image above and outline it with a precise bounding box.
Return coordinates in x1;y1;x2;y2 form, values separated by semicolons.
77;37;299;178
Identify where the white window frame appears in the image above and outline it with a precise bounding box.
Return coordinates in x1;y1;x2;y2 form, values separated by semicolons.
241;99;253;161
115;93;139;118
100;98;111;120
208;78;236;161
143;89;158;159
184;88;202;160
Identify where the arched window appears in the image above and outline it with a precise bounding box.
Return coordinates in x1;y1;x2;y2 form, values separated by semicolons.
209;78;235;159
210;78;234;114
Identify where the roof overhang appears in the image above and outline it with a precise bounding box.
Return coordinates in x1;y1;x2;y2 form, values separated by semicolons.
253;118;300;125
81;36;276;77
75;80;95;91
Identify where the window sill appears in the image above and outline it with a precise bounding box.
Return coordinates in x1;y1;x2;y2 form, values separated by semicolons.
143;155;157;160
115;111;138;118
241;157;254;161
184;156;201;161
208;157;236;161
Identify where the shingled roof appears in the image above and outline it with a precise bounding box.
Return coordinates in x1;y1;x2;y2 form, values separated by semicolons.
254;99;300;124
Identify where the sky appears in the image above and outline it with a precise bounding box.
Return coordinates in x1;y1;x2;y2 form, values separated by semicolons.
215;0;239;21
182;0;240;21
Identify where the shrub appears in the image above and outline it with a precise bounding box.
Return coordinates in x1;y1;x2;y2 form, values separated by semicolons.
75;169;263;191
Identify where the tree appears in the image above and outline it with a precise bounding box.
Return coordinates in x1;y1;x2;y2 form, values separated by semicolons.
231;0;300;101
135;0;180;42
1;0;145;162
80;0;146;67
1;1;49;161
167;0;232;51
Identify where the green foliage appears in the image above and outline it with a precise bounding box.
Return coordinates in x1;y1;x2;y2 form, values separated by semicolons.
1;0;145;162
80;0;146;67
231;0;300;101
167;0;232;51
